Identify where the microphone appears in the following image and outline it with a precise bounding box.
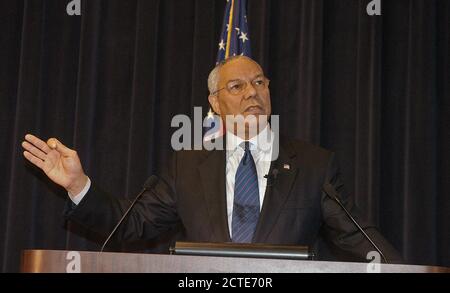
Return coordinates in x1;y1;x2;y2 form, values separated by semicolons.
100;175;159;252
264;168;279;186
322;183;389;264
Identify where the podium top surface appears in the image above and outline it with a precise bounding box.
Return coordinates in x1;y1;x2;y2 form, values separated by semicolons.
21;249;450;273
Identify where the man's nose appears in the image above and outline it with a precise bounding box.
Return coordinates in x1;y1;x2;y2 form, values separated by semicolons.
243;82;257;100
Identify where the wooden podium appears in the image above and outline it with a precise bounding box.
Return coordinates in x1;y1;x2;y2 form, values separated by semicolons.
21;250;449;273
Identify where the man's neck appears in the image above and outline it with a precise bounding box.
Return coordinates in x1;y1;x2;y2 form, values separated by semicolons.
230;122;269;140
226;124;273;153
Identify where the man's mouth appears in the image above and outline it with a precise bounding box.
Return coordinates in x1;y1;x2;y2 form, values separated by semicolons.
244;105;264;114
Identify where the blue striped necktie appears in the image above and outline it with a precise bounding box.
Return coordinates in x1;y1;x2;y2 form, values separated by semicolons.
232;142;260;243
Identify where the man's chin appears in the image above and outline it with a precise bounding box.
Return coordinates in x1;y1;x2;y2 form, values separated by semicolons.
242;113;269;126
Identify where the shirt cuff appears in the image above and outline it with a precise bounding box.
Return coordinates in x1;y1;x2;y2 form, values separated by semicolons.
68;177;91;205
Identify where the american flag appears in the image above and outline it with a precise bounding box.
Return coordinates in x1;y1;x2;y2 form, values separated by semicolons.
204;0;252;142
216;0;252;62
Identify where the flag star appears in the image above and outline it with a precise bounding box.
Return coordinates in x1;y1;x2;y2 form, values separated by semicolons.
235;27;241;34
240;52;244;56
218;39;226;50
226;24;229;32
239;32;249;43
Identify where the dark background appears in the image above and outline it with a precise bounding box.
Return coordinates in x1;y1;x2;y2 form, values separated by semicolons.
0;0;448;272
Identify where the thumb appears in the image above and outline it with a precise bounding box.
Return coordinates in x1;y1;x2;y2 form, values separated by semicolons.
47;138;74;156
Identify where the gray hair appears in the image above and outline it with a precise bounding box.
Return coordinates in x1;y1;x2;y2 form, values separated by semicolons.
207;55;257;95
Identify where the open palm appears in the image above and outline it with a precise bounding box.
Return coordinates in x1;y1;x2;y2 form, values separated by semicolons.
22;134;87;195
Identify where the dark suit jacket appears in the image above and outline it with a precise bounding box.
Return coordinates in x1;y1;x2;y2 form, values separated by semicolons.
65;136;402;262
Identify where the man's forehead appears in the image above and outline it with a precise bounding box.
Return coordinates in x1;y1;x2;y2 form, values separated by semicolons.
219;58;264;80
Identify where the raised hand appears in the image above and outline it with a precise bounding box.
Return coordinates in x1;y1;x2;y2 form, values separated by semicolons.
22;134;88;196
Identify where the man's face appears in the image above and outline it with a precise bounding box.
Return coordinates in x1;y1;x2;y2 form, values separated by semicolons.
208;57;272;136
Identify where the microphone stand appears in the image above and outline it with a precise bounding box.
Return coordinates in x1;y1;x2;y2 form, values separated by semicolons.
322;183;389;264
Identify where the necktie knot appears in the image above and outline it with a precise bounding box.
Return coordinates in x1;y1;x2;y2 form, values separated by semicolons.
240;141;251;151
240;142;253;165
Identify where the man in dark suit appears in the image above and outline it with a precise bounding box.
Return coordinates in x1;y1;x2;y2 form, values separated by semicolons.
22;56;402;262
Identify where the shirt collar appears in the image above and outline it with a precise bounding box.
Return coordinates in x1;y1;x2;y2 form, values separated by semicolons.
226;124;273;155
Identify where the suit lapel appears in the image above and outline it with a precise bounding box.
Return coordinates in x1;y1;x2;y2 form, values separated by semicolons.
253;138;298;243
198;145;231;242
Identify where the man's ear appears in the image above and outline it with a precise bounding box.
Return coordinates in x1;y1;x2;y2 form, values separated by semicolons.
208;94;221;115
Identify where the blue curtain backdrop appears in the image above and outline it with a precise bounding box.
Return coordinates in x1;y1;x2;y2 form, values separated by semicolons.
0;0;448;272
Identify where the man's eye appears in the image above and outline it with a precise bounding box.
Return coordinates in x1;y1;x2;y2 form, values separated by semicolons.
254;79;265;86
230;83;243;90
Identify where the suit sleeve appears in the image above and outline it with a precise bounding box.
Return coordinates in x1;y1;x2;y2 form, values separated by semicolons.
63;152;180;243
320;153;403;263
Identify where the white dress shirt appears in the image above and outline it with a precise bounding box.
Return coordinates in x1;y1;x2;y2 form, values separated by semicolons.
69;126;275;238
